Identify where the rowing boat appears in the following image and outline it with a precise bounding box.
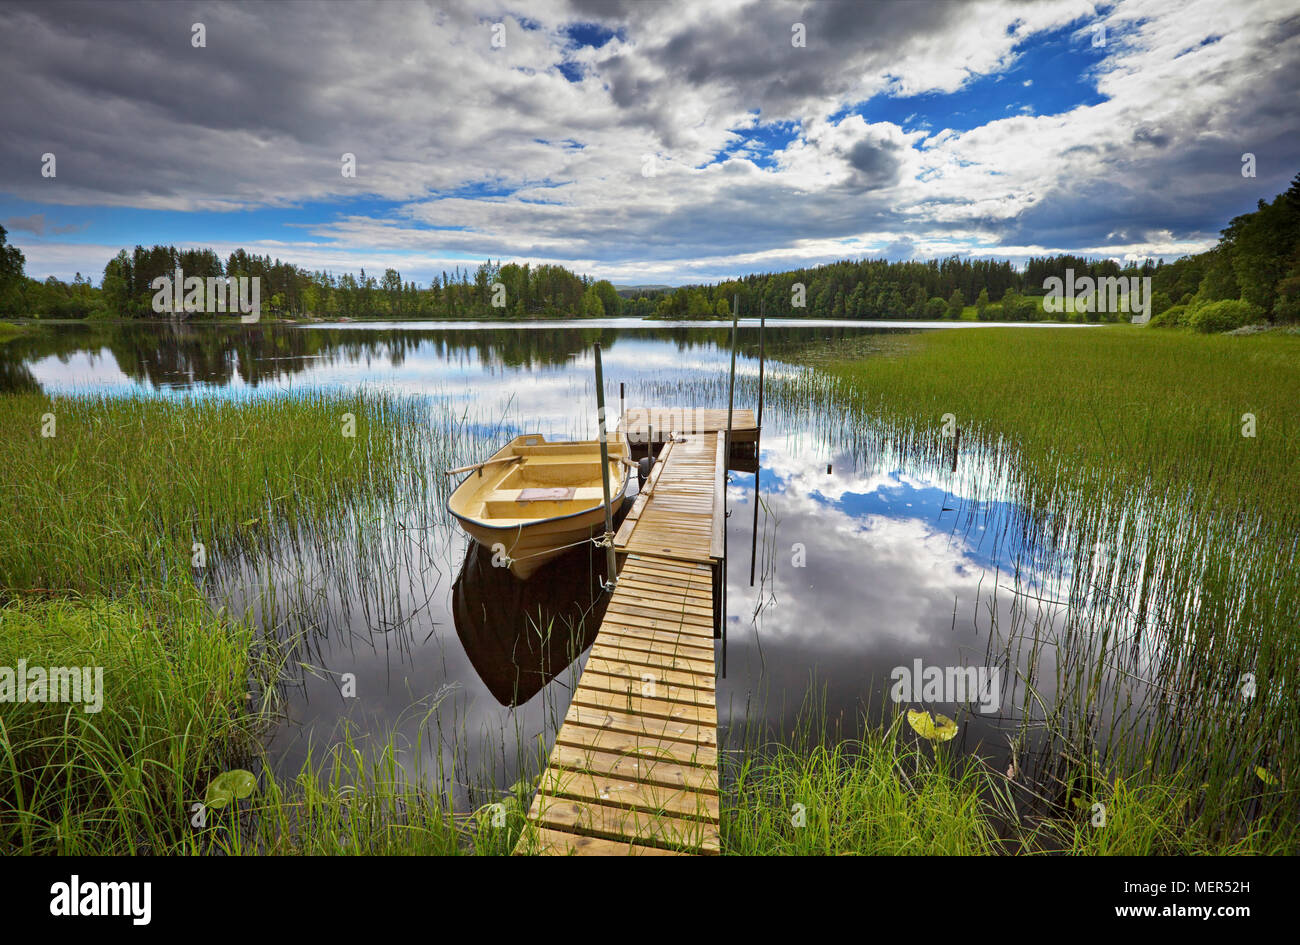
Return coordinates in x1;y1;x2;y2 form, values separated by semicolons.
447;433;630;580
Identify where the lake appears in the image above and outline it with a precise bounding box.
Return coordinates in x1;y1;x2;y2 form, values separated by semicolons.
3;318;1105;808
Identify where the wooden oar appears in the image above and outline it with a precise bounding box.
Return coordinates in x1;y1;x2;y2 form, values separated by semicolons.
443;454;524;477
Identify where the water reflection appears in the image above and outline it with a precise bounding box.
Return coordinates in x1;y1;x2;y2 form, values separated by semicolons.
451;521;616;706
5;320;888;394
5;319;1121;807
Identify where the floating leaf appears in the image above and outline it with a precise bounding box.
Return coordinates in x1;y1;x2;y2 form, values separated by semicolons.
205;769;257;809
906;709;958;743
1255;766;1278;785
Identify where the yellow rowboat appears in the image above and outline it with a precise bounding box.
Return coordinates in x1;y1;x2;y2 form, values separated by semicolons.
447;433;630;580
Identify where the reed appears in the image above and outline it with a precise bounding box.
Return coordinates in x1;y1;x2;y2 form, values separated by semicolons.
0;390;433;595
724;714;1002;855
766;325;1300;851
0;589;258;854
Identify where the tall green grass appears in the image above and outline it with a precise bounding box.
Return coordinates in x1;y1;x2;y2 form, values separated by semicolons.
0;390;470;855
0;590;256;853
0;391;428;594
0;590;514;855
725;717;1001;855
771;326;1300;851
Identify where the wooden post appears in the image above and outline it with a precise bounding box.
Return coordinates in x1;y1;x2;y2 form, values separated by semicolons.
723;295;738;675
750;302;765;586
593;343;618;590
726;295;738;460
951;428;960;473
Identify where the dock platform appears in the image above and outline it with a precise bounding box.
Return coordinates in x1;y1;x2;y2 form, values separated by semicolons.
623;407;757;462
516;423;729;855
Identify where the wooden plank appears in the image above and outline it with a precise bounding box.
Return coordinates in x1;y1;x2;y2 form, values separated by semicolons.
557;713;719;758
524;826;686;856
564;704;717;746
547;742;718;792
578;670;717;707
539;767;720;821
586;657;715;691
615;575;713;601
570;687;717;727
588;638;715;671
596;623;716;651
605;598;715;624
600;613;717;638
528;792;721;854
589;641;714;675
621;407;757;443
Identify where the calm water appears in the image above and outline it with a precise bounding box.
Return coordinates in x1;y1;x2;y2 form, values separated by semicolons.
5;319;1090;804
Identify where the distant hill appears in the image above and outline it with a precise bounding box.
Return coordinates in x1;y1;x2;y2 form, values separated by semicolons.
613;284;674;297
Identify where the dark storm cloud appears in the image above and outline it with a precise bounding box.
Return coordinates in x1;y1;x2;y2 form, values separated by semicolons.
846;138;903;190
590;0;961;146
989;29;1300;253
2;0;1298;281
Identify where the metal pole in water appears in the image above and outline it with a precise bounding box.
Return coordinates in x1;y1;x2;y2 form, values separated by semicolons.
594;343;618;591
750;302;765;586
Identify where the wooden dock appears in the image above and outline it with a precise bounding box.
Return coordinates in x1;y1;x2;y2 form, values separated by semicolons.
623;407;758;454
516;426;727;855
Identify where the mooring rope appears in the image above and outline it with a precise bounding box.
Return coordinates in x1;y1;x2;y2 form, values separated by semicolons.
494;531;615;567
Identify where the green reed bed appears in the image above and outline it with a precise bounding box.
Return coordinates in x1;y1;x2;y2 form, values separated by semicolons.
0;390;466;854
770;325;1299;852
0;589;506;855
0;590;256;854
0;390;429;595
725;718;1002;855
725;721;1278;855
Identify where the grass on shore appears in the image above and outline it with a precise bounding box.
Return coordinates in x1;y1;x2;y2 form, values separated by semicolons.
785;324;1299;515
724;721;1280;855
0;391;457;855
0;391;430;595
773;325;1299;852
0;590;256;853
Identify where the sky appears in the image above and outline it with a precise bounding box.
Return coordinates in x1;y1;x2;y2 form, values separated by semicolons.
1;0;1297;286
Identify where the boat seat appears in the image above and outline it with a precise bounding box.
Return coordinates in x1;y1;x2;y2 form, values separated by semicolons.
487;486;605;505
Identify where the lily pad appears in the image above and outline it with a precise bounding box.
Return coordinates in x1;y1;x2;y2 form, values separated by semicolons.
1255;766;1278;786
205;769;258;809
907;709;958;743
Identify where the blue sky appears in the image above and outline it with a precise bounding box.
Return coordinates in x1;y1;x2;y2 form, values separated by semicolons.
1;0;1296;285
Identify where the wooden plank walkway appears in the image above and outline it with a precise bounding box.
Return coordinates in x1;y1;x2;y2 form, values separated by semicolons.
515;423;728;855
613;431;726;565
623;407;758;447
517;554;720;855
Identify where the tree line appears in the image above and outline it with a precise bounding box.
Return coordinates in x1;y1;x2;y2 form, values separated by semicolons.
0;172;1295;324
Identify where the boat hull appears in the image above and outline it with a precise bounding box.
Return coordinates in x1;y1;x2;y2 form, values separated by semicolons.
459;497;626;579
447;433;631;581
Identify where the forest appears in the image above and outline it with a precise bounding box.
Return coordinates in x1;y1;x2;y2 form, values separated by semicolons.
1;174;1295;326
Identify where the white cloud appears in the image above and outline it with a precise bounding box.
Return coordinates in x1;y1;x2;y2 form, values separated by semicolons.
1;0;1296;282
